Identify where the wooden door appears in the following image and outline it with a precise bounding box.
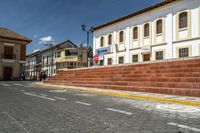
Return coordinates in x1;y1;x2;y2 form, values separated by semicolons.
3;67;13;81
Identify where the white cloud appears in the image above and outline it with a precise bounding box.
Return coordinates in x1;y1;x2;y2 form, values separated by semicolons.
82;43;87;47
39;36;54;44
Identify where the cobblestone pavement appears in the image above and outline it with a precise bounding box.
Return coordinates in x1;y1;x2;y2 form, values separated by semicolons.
0;81;200;133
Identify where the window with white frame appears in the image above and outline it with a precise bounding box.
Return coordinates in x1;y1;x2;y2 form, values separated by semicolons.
156;19;163;34
179;12;188;29
155;51;164;60
107;58;112;65
179;48;189;58
133;27;138;40
108;34;112;45
100;37;104;47
119;31;124;43
118;56;124;64
132;54;138;62
144;23;150;37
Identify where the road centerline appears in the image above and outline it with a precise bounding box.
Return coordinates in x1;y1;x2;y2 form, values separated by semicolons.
13;84;23;86
106;108;133;116
54;97;66;100
167;122;200;132
75;101;91;106
24;92;55;101
1;84;11;87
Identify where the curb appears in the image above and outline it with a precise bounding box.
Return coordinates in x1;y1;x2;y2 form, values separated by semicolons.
32;83;200;107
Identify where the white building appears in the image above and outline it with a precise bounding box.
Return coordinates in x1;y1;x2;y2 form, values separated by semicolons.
93;0;200;66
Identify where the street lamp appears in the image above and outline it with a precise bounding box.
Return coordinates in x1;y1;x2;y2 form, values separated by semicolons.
44;43;54;77
81;24;94;67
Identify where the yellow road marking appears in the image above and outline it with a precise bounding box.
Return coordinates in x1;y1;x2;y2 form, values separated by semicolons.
32;83;200;107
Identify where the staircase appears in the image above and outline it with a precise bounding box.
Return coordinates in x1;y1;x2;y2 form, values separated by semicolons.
45;57;200;97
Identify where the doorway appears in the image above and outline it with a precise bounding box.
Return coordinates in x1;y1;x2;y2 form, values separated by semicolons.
3;67;13;81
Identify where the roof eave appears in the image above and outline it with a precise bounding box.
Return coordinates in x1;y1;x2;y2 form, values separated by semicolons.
93;0;178;31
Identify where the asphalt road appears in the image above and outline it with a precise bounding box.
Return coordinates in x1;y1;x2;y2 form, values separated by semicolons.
0;81;200;133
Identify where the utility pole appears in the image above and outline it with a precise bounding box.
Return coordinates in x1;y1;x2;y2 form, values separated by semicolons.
81;24;94;67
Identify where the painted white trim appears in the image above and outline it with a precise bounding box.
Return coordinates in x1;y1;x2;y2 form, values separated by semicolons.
4;43;15;46
2;59;16;63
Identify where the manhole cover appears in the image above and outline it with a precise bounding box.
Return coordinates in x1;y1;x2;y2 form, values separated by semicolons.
156;104;200;113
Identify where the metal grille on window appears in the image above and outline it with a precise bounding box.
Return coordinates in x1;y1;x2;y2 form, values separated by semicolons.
107;58;112;65
144;23;149;37
156;20;162;34
132;55;138;62
133;27;138;40
179;12;188;29
156;51;163;60
179;48;189;58
118;57;124;64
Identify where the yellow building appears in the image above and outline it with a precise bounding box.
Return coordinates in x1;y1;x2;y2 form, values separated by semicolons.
0;27;32;80
55;46;88;71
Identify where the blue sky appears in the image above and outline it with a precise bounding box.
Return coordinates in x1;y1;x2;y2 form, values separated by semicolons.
0;0;161;54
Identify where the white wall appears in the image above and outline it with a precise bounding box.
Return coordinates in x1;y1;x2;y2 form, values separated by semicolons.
93;0;200;65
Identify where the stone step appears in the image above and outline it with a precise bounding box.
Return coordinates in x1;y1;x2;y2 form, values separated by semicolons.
45;82;200;97
52;71;200;79
47;80;200;89
59;64;200;75
46;58;200;97
48;77;200;83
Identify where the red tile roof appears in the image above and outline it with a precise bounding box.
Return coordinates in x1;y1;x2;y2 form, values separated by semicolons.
0;27;32;42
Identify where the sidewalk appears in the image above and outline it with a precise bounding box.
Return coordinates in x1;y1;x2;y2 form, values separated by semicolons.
33;82;200;107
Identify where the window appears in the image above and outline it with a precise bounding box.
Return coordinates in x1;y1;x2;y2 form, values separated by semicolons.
132;55;138;62
107;58;112;65
42;56;45;65
119;31;124;43
179;12;188;29
100;60;104;66
118;56;124;64
156;19;163;34
156;51;164;60
20;45;26;60
133;27;138;40
143;54;150;62
4;46;13;59
179;48;189;58
46;56;49;65
144;23;150;37
108;34;112;45
56;52;61;58
65;50;78;56
100;37;104;47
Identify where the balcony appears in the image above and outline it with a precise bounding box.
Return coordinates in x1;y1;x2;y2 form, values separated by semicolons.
1;54;16;60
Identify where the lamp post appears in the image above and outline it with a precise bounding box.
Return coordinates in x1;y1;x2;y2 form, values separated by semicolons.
44;43;54;77
81;24;94;67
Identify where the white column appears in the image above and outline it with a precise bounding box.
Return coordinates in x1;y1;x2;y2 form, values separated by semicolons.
113;31;117;64
166;13;173;59
125;27;130;63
